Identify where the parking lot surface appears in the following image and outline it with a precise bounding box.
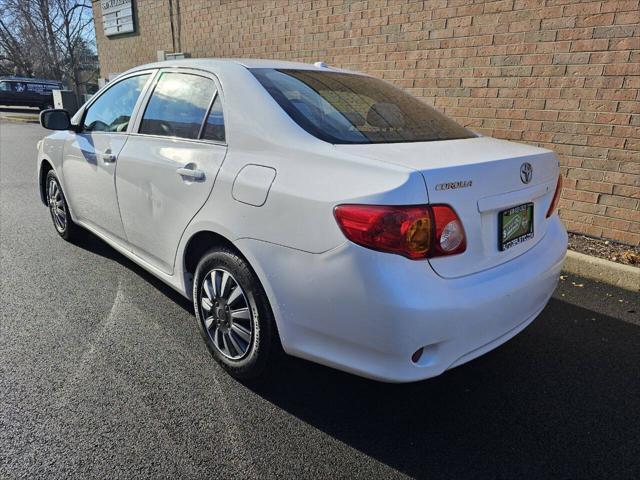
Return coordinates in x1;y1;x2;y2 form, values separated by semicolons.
1;120;639;479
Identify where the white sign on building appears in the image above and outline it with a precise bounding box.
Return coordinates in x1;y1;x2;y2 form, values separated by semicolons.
101;0;135;37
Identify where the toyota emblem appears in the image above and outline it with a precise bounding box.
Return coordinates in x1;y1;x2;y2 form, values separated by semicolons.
520;162;532;184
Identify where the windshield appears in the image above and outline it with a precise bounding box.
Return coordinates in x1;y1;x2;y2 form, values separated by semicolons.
251;68;474;144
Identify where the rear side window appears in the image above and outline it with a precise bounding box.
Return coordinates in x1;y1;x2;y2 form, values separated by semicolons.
83;74;150;133
0;82;9;92
251;68;474;144
201;95;225;142
139;72;216;140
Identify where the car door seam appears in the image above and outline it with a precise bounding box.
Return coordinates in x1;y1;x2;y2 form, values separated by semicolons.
112;133;132;246
171;146;229;274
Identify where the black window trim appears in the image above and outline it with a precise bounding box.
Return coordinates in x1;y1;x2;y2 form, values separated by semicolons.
131;68;226;146
198;91;226;143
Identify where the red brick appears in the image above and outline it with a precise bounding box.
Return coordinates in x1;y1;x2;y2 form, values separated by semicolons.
603;230;640;246
572;200;608;215
547;99;581;110
606;206;640;222
589;50;631;63
604;63;640;75
570;39;610;51
592;216;631;232
613;185;640;198
563;188;601;203
609;37;640;50
557;27;595;40
614;10;640;24
600;0;640;13
561;209;595;225
620;162;640;175
598;194;639;209
594;112;632;125
564;2;602;16
604;172;640;186
576;13;615;27
587;135;626;148
576;180;615;194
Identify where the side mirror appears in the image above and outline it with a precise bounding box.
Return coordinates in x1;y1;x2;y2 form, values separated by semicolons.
40;109;72;131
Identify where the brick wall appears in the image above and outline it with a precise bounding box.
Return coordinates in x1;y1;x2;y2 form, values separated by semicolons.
93;0;640;245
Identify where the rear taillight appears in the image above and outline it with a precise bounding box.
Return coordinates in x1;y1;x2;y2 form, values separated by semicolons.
431;205;466;256
333;204;466;260
546;175;563;218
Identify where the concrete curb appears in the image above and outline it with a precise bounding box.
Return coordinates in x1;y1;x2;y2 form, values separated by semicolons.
563;250;639;292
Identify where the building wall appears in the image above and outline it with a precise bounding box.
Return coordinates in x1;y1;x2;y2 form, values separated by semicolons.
93;0;640;245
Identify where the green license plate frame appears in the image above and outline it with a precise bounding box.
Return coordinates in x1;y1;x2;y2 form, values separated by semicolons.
499;202;534;251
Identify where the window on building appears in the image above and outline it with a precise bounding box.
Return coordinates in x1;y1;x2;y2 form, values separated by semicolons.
83;74;150;133
139;72;215;140
201;95;225;142
251;68;474;144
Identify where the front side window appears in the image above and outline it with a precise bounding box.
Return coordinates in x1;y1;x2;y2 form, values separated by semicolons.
251;68;474;144
83;74;151;133
0;82;9;92
139;72;216;139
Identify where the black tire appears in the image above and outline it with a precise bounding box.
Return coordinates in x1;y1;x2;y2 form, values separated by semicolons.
45;170;81;241
193;248;279;380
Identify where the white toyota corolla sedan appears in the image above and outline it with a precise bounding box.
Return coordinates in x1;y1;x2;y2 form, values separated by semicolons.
37;59;567;382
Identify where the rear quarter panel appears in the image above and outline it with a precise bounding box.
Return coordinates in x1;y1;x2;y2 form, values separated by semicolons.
187;145;428;255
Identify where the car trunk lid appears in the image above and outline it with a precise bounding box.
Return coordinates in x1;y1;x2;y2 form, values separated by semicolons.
335;136;560;278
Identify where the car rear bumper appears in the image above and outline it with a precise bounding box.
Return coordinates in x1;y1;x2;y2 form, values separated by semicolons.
237;215;567;383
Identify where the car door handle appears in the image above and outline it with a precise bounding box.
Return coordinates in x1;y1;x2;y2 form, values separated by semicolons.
176;167;205;181
101;153;117;163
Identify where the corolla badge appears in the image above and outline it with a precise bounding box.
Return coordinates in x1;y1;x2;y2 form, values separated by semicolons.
520;162;532;184
435;180;472;191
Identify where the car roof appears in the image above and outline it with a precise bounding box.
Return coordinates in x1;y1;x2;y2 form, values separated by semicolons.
125;58;357;76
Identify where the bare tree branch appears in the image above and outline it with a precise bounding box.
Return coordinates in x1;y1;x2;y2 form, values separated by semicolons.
0;0;98;97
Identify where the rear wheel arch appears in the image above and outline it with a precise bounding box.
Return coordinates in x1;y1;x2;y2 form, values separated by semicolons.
183;230;245;288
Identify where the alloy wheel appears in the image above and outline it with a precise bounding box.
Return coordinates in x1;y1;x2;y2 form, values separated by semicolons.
200;268;254;360
48;178;67;233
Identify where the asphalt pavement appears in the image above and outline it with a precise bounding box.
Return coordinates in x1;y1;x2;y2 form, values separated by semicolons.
1;120;639;479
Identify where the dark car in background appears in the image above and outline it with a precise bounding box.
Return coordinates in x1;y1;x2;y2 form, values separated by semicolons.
0;77;62;110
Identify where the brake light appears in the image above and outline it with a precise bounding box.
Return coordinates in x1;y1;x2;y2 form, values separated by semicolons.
546;175;563;218
333;204;466;259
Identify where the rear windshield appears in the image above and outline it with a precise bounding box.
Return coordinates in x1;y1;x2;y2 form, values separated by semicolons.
250;68;474;144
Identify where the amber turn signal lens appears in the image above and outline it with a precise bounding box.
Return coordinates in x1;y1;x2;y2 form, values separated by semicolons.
405;216;432;255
